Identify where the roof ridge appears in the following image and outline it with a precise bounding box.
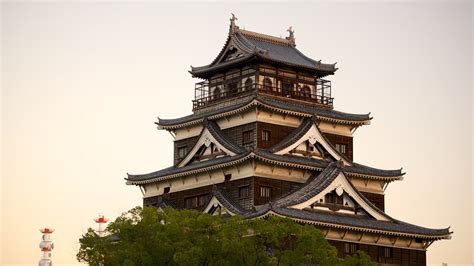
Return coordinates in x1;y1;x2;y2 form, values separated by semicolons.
212;186;248;215
207;119;247;154
274;162;340;207
238;28;291;46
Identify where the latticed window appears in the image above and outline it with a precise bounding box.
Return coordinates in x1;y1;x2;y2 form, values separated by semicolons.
242;130;253;144
260;186;271;198
325;192;343;205
335;143;347;154
344;243;359;254
184;195;208;208
383;247;393;258
184;197;197;208
262;130;271;142
239;186;249;198
178;147;187;159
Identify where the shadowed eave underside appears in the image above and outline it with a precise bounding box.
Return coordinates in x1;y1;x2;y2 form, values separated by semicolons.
156;95;372;130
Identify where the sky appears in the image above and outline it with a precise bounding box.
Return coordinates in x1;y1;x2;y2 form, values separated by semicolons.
1;1;473;265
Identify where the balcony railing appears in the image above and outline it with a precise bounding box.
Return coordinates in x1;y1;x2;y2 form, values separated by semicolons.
192;81;333;110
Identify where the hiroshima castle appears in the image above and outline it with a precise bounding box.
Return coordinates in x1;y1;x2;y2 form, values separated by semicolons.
126;16;451;265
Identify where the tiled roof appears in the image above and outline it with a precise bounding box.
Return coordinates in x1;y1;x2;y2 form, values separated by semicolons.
212;187;249;215
157;95;371;129
205;163;450;239
269;117;314;153
206;119;246;154
274;162;341;208
267;116;355;165
126;152;251;184
190;28;336;78
257;96;370;123
255;150;403;179
270;207;451;238
126;150;403;184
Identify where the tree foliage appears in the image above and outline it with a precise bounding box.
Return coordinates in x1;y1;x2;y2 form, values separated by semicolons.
77;206;376;266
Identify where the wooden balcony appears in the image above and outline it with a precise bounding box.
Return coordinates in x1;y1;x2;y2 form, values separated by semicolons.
192;81;333;110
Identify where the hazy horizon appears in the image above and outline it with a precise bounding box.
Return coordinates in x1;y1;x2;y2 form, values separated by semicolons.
2;2;473;265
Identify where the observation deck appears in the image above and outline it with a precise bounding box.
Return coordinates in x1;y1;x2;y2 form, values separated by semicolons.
193;79;332;111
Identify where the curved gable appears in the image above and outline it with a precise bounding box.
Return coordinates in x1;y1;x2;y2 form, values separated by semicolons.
178;119;245;167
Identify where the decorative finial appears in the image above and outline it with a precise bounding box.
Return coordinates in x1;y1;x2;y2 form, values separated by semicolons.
229;13;239;34
286;26;296;47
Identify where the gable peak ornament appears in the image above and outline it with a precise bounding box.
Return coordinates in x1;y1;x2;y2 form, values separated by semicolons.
229;13;239;34
204;137;211;147
308;135;317;145
286;26;296;47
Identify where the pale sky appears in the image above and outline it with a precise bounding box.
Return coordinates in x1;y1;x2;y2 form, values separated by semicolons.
1;2;473;265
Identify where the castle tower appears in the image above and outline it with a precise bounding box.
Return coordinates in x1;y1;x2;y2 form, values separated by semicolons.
125;16;451;265
38;228;54;266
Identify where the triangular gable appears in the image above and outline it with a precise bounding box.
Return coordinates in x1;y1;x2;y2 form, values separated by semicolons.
203;196;237;216
178;126;238;167
273;118;352;166
208;30;256;67
288;170;389;221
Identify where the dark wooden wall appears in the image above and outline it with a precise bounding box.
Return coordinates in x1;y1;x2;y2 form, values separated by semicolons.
222;122;256;150
360;191;385;211
323;133;353;160
256;122;295;149
253;176;301;205
173;136;199;165
143;177;254;211
173;123;257;165
328;240;426;265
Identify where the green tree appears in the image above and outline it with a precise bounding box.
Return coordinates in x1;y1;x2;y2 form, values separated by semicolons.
77;206;376;266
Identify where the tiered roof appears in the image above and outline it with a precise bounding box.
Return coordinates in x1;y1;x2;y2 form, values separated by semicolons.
190;17;336;79
205;163;451;239
127;16;452;244
127;119;403;184
157;95;372;130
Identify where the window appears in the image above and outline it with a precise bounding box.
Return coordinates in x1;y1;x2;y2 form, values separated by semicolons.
260;186;272;198
282;82;294;96
263;77;273;91
335;143;347;154
197;195;208;206
344;243;359;255
224;174;232;182
184;197;197;208
213;86;221;100
262;130;271;142
227;81;238;91
242;130;253;144
178;146;187;159
163;187;170;194
184;194;208;208
244;78;253;90
383;247;393;258
300;85;311;98
239;186;250;198
325;192;343;205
